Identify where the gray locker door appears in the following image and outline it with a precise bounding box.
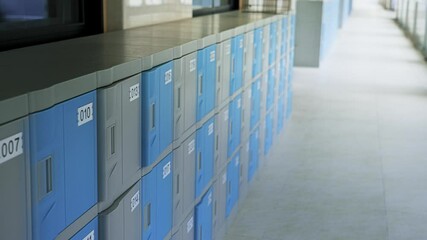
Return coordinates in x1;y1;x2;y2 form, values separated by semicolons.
262;24;271;74
213;170;227;240
216;40;231;108
183;53;198;132
173;143;184;229
174;58;184;141
183;133;196;216
99;180;142;240
260;73;268;121
0;118;30;240
244;31;254;88
276;19;282;65
182;210;195;240
98;74;141;210
214;106;229;175
240;139;249;200
241;86;252;143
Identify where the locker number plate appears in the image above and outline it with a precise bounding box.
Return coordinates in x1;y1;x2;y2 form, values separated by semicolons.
187;217;194;233
163;161;171;179
224;109;229;121
129;83;140;102
165;69;172;85
77;103;93;127
225;44;231;55
190;59;196;72
82;230;95;240
131;191;140;212
188;140;195;154
210;51;215;62
208;123;214;136
0;132;23;165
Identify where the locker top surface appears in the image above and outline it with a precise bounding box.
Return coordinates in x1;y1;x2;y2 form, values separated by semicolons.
0;11;285;125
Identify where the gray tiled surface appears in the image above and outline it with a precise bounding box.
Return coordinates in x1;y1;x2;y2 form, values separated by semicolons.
224;0;427;239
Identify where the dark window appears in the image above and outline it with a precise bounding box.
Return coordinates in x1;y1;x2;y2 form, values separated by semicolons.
0;0;102;51
193;0;238;16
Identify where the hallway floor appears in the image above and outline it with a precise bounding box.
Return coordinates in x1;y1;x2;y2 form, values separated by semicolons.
224;1;427;239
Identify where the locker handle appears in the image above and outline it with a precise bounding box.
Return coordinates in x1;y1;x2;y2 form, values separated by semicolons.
151;103;156;129
177;87;181;109
176;174;180;194
232;56;235;76
144;203;151;230
198;152;202;171
37;156;53;200
198;74;203;95
217;65;221;83
110;125;116;156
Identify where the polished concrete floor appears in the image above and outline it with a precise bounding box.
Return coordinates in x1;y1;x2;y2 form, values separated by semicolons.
224;0;427;239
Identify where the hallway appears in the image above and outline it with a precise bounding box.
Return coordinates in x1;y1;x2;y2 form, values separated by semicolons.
225;0;427;239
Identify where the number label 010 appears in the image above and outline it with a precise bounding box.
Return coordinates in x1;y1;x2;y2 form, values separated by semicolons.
77;103;94;127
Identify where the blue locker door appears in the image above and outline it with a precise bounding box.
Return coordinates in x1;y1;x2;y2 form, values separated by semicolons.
158;62;174;154
226;153;240;218
142;69;160;167
248;128;259;182
195;188;213;240
269;22;277;65
267;68;275;110
235;35;244;92
196;49;205;121
279;58;286;94
142;170;157;240
195;127;204;198
63;91;97;225
204;117;215;186
228;95;242;157
253;128;260;172
156;154;173;240
253;28;263;78
30;106;66;240
264;112;273;155
70;217;98;240
281;17;288;56
230;35;244;95
250;79;261;130
204;45;217;115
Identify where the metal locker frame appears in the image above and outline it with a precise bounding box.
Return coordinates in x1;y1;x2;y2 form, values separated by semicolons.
98;74;142;211
173;133;196;230
99;180;141;240
216;39;232;109
215;106;229;176
262;23;271;74
0;118;31;240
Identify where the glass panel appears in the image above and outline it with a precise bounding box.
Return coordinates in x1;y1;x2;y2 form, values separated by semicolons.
0;0;82;31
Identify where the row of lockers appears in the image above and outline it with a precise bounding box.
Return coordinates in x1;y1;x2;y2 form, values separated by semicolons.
0;13;295;240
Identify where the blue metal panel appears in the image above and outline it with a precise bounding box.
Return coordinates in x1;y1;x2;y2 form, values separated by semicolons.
281;17;288;56
63;92;97;224
142;169;157;240
269;22;277;66
253;28;263;78
195;117;215;198
30;105;66;240
266;68;275;111
264;112;273;156
230;34;244;95
277;94;285;134
197;49;205;122
142;68;160;167
195;188;213;240
279;58;287;95
70;217;98;240
227;95;242;158
250;79;261;130
204;45;217;116
158;61;174;156
248;128;259;182
156;154;173;240
226;153;240;218
30;91;97;240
